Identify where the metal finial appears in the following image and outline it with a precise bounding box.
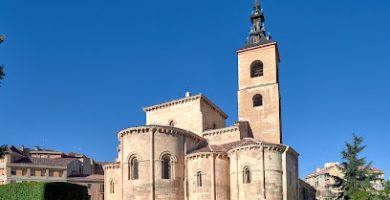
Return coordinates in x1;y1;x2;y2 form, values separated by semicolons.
254;0;260;7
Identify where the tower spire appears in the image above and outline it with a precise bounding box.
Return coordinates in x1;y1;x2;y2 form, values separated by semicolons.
243;0;272;48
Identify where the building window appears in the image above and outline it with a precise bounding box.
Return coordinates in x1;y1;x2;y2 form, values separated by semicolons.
213;123;217;129
31;169;35;176
196;171;202;187
11;168;16;176
243;166;251;184
110;180;115;194
161;154;171;179
250;60;264;78
41;169;46;176
129;157;139;180
253;94;263;107
169;120;175;127
99;184;104;193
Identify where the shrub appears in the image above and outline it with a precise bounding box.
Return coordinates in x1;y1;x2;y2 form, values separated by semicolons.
0;182;88;200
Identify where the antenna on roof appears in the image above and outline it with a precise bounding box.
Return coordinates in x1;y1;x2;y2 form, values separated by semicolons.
42;136;46;149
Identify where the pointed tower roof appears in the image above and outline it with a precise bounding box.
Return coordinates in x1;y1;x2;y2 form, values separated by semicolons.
241;0;273;49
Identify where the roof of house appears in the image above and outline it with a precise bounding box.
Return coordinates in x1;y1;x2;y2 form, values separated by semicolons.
5;145;25;156
68;174;104;182
305;164;384;179
12;157;78;167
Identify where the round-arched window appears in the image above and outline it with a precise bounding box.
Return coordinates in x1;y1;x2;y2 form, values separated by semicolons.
197;171;203;187
250;60;264;78
161;154;171;179
243;166;251;184
129;157;139;180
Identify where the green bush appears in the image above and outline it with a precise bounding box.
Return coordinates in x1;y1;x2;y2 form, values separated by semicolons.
0;182;88;200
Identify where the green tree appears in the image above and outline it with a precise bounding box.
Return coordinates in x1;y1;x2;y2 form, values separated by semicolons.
383;181;390;198
334;134;378;199
0;145;8;158
0;35;5;84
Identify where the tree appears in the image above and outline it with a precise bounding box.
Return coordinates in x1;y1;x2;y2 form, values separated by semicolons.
333;134;379;199
0;35;5;84
0;145;8;158
381;181;390;199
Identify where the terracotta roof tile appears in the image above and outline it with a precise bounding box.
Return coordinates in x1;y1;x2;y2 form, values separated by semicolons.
13;157;78;167
189;138;271;154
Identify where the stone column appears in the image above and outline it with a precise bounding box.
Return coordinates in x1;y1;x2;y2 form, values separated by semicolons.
150;128;156;200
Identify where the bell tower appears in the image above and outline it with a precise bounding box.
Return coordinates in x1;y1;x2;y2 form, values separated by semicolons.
237;0;282;144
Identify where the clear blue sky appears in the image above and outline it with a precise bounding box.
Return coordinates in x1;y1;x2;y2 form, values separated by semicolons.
1;0;389;180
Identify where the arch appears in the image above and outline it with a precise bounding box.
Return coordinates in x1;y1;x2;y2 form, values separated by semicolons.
128;157;139;180
159;152;177;162
109;180;116;193
125;152;143;163
250;60;264;78
243;166;251;184
161;154;172;179
196;171;203;187
253;94;263;107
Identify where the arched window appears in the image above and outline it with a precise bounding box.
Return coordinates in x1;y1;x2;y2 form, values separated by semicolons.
253;94;263;107
169;120;175;127
250;60;264;78
110;180;115;193
197;171;202;187
129;157;139;180
243;167;251;184
162;154;171;179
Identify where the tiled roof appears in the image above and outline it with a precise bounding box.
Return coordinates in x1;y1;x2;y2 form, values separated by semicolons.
189;138;277;154
68;174;104;182
12;157;78;167
305;164;384;179
5;146;24;156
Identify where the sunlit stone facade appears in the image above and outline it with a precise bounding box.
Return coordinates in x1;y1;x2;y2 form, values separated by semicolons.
104;1;305;199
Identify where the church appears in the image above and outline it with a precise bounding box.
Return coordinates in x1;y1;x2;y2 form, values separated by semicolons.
104;1;305;199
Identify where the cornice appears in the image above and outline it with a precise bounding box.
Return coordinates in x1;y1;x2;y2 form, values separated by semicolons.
117;125;205;142
203;125;239;137
185;152;228;160
143;94;228;119
143;94;201;112
103;163;120;170
227;141;287;155
236;41;277;54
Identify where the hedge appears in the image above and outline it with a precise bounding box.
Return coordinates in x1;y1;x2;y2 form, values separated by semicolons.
0;182;89;200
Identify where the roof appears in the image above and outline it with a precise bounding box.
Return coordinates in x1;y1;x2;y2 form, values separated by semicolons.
68;174;104;182
118;125;206;142
188;138;286;155
6;146;24;156
305;164;384;179
12;157;78;167
143;94;228;119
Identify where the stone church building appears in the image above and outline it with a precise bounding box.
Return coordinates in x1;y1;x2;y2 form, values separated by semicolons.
104;1;305;199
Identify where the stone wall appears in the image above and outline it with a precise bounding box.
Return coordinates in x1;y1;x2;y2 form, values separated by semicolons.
106;126;204;200
186;153;230;200
237;43;282;144
228;144;286;200
203;126;241;145
145;99;204;135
